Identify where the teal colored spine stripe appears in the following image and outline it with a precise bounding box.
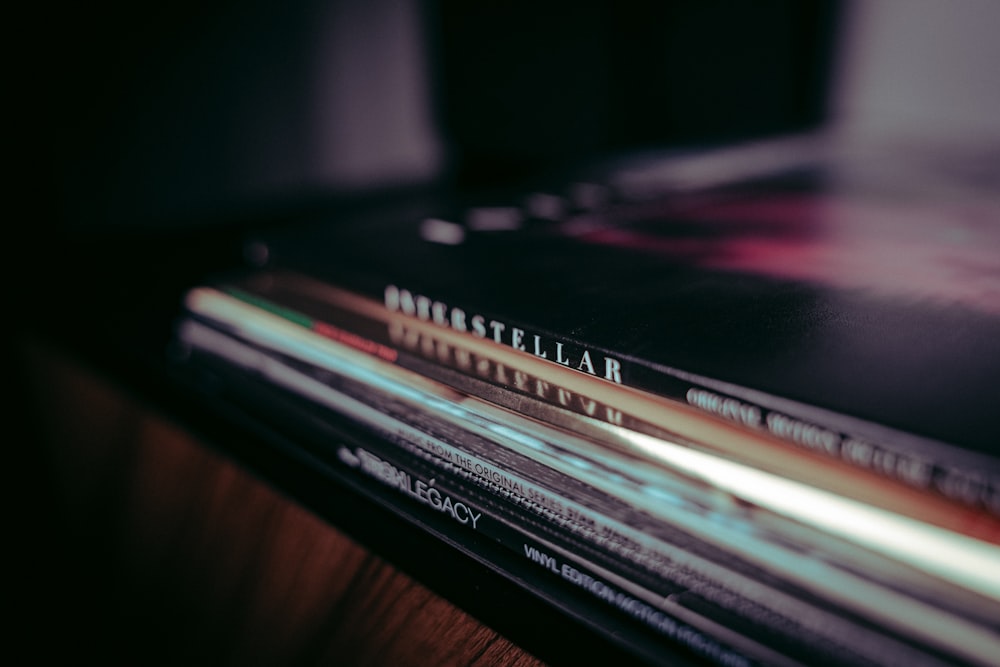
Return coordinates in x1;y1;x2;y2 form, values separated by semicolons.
223;287;315;329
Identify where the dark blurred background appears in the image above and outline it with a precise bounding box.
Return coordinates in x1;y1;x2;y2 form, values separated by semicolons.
7;1;1000;664
14;0;1000;234
17;0;841;233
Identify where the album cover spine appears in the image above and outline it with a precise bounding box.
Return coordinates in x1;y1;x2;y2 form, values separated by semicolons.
180;349;768;666
219;276;1000;535
181;341;889;667
175;311;1000;667
373;280;1000;517
333;439;772;667
255;264;999;516
178;336;967;667
177;288;1000;609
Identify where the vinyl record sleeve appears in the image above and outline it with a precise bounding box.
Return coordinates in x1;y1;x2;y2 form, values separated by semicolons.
252;145;1000;513
209;270;1000;545
173;304;1000;666
178;287;1000;614
175;327;963;667
175;339;761;667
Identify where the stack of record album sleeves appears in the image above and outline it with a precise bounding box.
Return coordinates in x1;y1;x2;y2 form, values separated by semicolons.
172;143;1000;666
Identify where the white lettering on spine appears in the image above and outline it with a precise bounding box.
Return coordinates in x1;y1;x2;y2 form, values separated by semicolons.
683;387;941;494
431;301;448;326
415;295;432;320
534;380;549;399
511;327;526;351
556;342;571;366
532;335;547;359
471;315;487;337
686;388;763;429
766;412;840;456
512;554;751;667
604;357;622;383
384;285;400;311
523;544;560;573
354;448;481;529
399;289;416;316
384;285;626;384
488;320;506;343
557;388;572;406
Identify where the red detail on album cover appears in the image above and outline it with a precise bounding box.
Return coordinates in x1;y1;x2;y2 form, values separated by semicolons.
569;194;1000;313
313;321;399;362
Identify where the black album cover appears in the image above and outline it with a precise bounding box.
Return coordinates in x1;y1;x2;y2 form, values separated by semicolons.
251;143;1000;513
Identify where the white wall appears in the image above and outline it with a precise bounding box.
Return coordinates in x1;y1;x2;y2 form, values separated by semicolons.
833;0;1000;144
309;0;443;189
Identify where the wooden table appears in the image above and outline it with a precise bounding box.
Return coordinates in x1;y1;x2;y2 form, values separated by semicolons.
11;341;543;666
